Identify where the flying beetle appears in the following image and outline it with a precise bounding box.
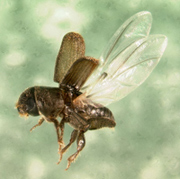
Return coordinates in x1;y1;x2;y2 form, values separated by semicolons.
16;11;167;170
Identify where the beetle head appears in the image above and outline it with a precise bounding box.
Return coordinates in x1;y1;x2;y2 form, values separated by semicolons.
16;87;39;117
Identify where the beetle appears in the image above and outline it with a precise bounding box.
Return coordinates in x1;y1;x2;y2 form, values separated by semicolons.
16;11;167;170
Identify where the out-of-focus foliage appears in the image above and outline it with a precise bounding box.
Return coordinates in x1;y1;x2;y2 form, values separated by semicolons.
0;0;180;178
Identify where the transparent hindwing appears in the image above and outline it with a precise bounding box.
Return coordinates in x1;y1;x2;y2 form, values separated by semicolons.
82;11;168;106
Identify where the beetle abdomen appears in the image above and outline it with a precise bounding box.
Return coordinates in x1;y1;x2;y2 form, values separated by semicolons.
87;105;112;118
76;103;114;122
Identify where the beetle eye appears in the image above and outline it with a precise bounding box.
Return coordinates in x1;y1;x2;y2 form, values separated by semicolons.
26;98;39;116
27;98;34;110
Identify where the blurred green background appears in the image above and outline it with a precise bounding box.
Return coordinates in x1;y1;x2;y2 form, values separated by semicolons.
0;0;179;178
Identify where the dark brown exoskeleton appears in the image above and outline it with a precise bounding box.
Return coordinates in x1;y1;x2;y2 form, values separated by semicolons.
16;32;116;170
16;11;167;170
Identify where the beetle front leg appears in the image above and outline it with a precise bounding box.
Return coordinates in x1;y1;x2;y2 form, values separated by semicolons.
30;117;45;132
65;131;85;170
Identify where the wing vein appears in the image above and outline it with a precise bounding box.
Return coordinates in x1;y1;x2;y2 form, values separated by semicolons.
115;57;160;79
104;20;134;63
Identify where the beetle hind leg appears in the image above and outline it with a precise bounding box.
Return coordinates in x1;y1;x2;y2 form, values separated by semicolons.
57;129;78;164
65;131;85;170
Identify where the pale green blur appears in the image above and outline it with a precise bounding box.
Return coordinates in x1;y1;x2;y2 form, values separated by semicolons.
0;0;179;178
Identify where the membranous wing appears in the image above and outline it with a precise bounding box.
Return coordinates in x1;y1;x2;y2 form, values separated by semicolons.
54;32;85;84
82;11;168;106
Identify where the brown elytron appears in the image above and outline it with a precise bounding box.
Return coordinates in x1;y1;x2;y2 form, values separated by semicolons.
16;32;116;170
16;12;167;170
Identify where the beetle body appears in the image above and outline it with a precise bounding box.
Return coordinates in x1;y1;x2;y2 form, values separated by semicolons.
17;85;115;129
17;84;115;170
16;11;167;170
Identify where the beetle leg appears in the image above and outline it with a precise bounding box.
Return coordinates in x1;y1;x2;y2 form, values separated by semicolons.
30;117;44;132
50;118;64;162
59;118;66;149
51;118;60;141
65;131;85;170
57;129;78;164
